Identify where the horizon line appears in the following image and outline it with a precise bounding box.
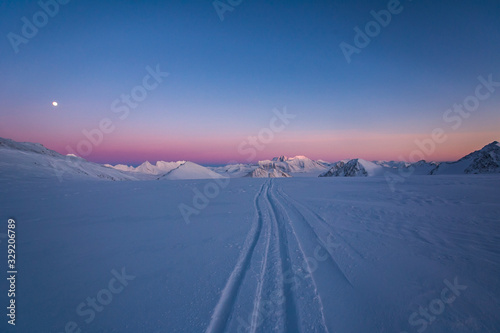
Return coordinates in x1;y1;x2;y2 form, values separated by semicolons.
1;136;497;168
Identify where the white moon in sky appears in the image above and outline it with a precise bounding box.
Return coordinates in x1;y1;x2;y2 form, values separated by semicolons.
52;101;58;107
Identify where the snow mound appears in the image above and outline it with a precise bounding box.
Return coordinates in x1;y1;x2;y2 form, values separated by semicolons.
159;161;226;180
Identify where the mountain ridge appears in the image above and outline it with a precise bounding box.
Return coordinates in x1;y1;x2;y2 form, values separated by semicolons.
1;137;499;180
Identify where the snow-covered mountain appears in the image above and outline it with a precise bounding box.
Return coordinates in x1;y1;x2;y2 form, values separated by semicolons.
321;159;440;177
372;160;411;169
107;160;185;175
3;137;499;181
0;137;138;181
259;155;329;175
405;160;440;175
245;167;291;178
320;159;384;177
0;137;228;181
320;142;500;177
210;164;257;178
211;163;293;178
108;164;136;173
210;155;326;178
108;160;224;180
158;161;226;180
430;141;500;175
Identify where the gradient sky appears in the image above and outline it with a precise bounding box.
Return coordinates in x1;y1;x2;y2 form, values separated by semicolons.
1;0;499;165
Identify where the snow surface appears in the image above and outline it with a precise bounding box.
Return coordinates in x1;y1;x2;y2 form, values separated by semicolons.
1;175;499;332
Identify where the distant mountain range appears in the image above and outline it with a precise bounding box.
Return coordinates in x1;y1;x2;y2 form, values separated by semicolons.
105;160;223;180
319;141;499;177
1;137;499;181
211;155;329;178
430;141;500;175
319;159;383;177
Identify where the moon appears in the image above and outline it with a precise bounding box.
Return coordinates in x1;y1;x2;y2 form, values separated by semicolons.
52;101;58;107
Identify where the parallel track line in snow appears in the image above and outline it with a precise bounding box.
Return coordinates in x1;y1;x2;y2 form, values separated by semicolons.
268;180;330;333
249;183;273;333
205;181;267;333
265;180;300;333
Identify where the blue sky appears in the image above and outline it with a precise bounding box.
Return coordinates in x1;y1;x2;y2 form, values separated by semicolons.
0;0;499;164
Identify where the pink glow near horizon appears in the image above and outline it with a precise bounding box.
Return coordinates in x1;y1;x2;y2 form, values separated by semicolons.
3;129;496;165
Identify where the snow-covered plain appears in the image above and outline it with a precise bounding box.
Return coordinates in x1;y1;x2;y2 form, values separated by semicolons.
1;174;499;332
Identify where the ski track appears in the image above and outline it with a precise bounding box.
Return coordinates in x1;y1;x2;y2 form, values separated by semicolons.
265;180;301;333
249;184;274;333
267;181;330;332
206;179;349;333
205;182;266;333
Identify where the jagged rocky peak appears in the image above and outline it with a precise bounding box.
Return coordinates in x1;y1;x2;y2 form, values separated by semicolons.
272;155;289;162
